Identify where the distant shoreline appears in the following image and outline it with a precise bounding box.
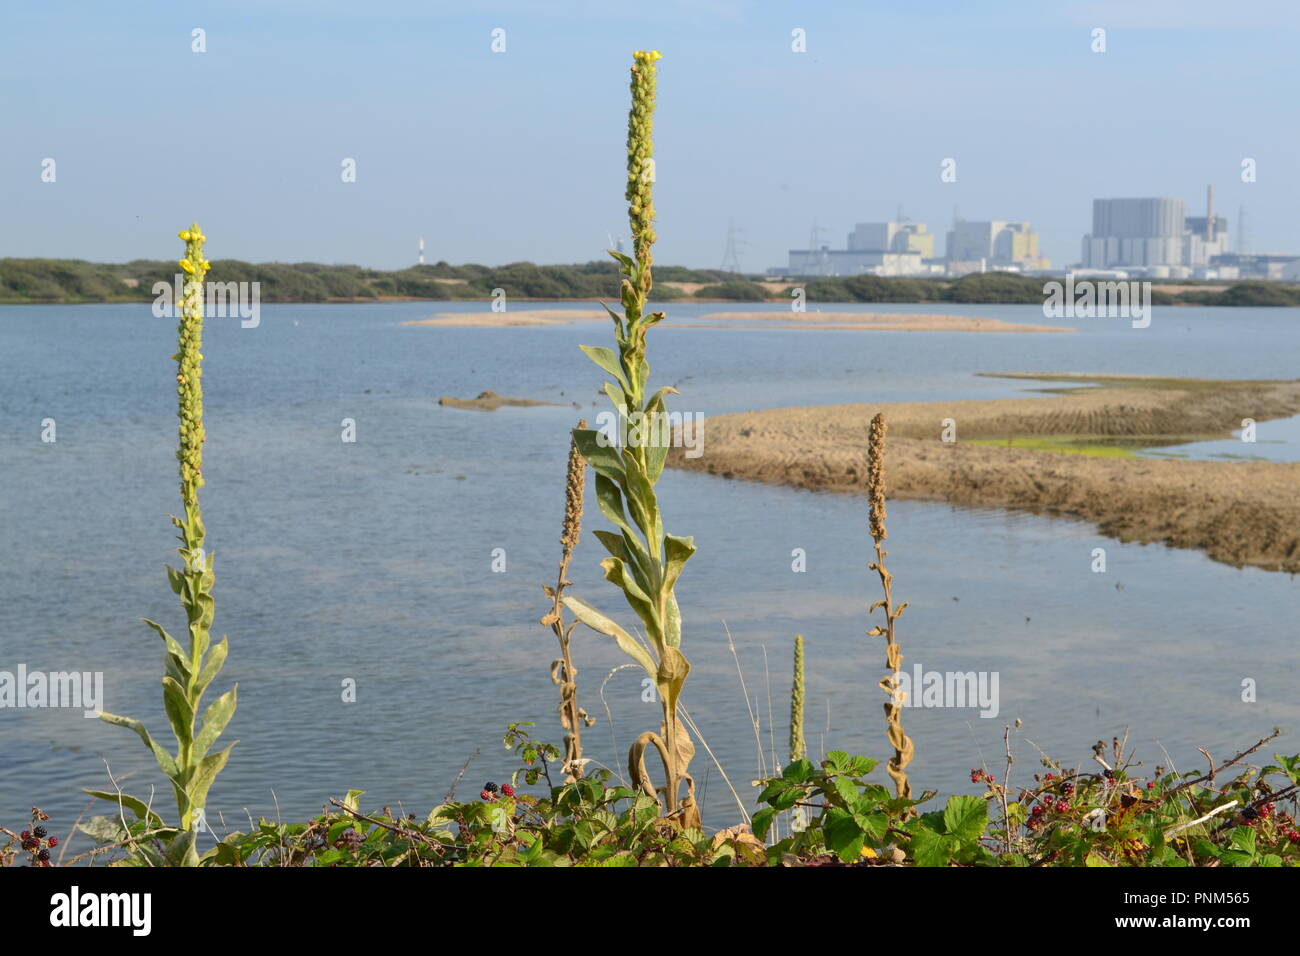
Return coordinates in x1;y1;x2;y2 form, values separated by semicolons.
5;257;1300;307
668;373;1300;573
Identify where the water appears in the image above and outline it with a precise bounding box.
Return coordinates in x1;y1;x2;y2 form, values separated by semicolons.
2;300;1298;846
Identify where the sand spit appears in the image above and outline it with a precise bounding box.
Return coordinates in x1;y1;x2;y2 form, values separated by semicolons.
667;374;1300;572
403;310;1069;333
438;390;563;411
695;312;1071;333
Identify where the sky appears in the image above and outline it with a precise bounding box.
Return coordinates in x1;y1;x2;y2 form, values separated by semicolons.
2;0;1298;271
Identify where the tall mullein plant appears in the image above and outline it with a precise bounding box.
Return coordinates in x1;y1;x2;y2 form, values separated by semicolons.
88;224;238;865
562;50;700;827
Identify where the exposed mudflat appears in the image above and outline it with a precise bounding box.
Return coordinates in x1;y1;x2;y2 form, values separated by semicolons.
438;390;562;411
667;374;1300;572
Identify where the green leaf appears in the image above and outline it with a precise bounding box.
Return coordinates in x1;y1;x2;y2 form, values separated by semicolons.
655;645;691;717
758;779;791;805
572;429;626;483
602;381;627;414
662;534;696;595
186;740;237;816
162;828;200;867
591;529;631;563
141;618;190;679
942;794;988;845
845;756;879;777
160;676;195;751
578;345;631;392
824;808;866;863
911;827;951;867
607;249;636;276
1084;852;1113;867
98;711;180;779
600;556;660;643
663;591;682;648
830;775;860;808
80;794;164;831
620;451;660;545
1229;826;1256;856
562;594;655;678
782;759;814;783
194;636;229;699
853;811;888;842
1273;753;1300;784
192;686;237;761
751;808;778;841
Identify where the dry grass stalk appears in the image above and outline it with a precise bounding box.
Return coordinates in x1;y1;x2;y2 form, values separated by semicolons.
790;635;806;764
540;420;594;782
866;413;914;800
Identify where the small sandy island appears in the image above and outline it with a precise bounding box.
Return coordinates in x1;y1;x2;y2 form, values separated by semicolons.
667;374;1300;572
438;390;564;411
693;312;1070;333
403;310;1068;334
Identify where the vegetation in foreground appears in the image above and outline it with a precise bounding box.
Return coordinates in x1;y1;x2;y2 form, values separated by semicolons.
6;51;1297;868
9;724;1298;867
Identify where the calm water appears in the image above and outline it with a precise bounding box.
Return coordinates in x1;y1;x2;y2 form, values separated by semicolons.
2;300;1298;847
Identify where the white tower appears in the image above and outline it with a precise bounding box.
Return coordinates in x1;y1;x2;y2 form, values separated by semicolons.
418;237;425;266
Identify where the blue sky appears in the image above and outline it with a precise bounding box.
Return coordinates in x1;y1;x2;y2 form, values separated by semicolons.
2;0;1297;270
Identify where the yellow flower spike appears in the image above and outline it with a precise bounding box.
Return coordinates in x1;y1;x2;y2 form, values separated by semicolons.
179;259;195;274
201;260;211;272
178;230;192;241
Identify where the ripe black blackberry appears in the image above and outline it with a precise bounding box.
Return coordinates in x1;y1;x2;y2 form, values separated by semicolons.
33;826;47;839
37;849;51;862
483;782;499;793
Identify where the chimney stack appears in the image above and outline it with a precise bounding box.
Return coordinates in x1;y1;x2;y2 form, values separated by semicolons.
1206;185;1215;243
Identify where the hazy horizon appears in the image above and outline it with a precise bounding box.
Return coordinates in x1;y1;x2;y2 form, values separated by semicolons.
4;0;1298;271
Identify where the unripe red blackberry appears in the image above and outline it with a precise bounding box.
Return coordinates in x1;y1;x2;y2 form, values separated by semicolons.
500;783;515;797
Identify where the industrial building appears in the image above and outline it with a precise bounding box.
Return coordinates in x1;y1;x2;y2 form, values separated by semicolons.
1080;189;1231;275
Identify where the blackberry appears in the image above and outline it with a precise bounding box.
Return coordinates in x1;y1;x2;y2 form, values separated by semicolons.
500;783;515;797
37;849;50;862
483;782;499;793
1242;807;1259;821
33;826;47;839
